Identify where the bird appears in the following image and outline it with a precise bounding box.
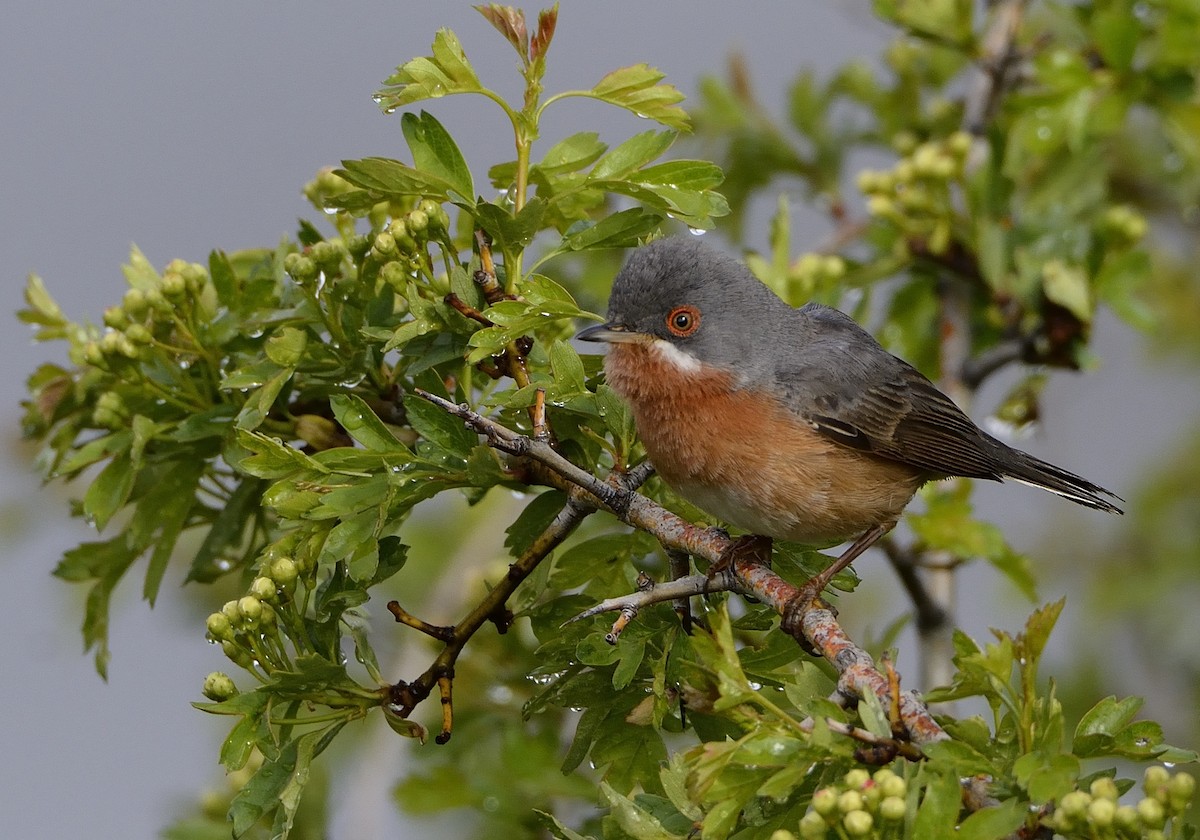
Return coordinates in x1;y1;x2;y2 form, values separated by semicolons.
577;237;1122;620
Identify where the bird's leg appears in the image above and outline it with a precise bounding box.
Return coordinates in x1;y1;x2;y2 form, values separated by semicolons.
781;521;895;637
708;534;773;580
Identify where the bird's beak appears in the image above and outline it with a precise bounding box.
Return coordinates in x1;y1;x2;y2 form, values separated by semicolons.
575;322;646;344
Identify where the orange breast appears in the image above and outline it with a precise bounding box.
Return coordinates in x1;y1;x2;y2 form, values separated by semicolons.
605;342;924;544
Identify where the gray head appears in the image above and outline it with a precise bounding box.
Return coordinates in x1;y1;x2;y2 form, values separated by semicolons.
576;237;790;375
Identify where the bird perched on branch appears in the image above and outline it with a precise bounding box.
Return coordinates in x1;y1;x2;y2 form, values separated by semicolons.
578;237;1122;616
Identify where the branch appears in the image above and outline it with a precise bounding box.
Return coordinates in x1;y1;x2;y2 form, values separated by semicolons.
417;391;949;749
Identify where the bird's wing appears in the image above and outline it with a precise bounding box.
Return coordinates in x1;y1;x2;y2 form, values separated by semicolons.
771;306;1002;480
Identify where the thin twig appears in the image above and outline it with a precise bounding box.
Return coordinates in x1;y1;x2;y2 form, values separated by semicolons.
418;392;949;748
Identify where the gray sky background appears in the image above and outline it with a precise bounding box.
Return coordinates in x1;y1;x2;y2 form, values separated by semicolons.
2;3;1196;838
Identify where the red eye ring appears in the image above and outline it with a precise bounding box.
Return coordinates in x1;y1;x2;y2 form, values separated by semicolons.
666;305;701;337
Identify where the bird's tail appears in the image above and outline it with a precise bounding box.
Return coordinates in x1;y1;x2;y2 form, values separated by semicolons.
994;444;1124;514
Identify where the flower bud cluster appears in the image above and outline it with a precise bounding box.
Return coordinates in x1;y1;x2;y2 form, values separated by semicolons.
82;259;211;377
375;199;452;291
857;131;974;256
798;767;908;839
1046;767;1195;838
204;552;312;674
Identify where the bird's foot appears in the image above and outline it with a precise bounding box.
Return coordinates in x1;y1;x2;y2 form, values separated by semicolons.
780;580;836;657
707;534;772;581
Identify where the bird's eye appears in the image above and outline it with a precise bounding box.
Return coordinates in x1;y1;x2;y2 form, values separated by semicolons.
666;305;701;337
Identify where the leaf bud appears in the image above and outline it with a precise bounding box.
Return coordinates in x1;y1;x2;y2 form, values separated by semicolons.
123;288;149;317
99;331;123;356
145;288;171;314
769;831;797;840
837;790;864;814
206;612;235;642
269;557;299;589
83;341;105;366
283;252;317;283
125;323;153;345
221;599;241;626
947;130;973;157
406;209;429;235
161;272;187;299
1087;797;1115;828
842;810;872;837
798;811;827;839
877;773;906;800
103;306;128;330
379;260;409;291
879;796;906;821
843;769;871;790
1059;790;1091;821
1113;804;1139;832
1090;776;1119;801
373;232;397;256
1136;797;1165;829
1168;771;1195;812
258;601;277;628
346;233;371;260
1144;766;1170;799
221;639;253;668
116;335;141;359
811;787;838;817
237;595;263;627
250;576;277;603
202;671;238;702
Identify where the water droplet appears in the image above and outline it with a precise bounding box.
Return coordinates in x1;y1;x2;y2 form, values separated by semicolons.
216;559;232;571
1135;737;1150;747
688;227;708;236
372;94;382;104
748;680;762;690
482;796;499;813
1036;126;1051;140
1163;761;1176;769
322;206;339;216
178;359;191;370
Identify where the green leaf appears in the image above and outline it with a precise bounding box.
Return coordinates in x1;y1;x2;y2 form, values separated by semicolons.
588;131;676;181
559;208;663;252
585;65;689;130
136;460;204;605
473;197;546;249
187;478;265;583
401;110;473;201
505;490;567;556
536;132;607;176
549;340;587;394
955;800;1027;840
19;274;67;328
335;157;459;202
375;28;482;112
402;392;478;456
600;783;684;840
83;449;136;531
264;326;307;367
911;768;962;840
1042;259;1093;322
330;394;406;452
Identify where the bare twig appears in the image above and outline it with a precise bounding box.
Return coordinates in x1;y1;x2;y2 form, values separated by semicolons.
418;392;949;749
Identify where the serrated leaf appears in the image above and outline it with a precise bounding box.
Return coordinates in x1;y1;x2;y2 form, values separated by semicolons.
912;769;962;840
336;157;458;202
955;800;1027;840
536;132;607;176
473;197;546;249
20;274;66;327
375;28;482;112
83;450;136;531
402;392;478;456
559;208;663;252
549;340;587;393
330;394;406;452
586;65;689;130
137;460;204;605
401;111;473;201
264;326;307;367
588;131;677;181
